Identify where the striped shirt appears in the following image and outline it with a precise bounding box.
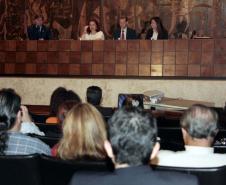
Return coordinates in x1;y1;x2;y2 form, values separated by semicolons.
4;132;51;155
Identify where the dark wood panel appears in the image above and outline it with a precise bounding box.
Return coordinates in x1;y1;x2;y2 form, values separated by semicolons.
0;39;225;79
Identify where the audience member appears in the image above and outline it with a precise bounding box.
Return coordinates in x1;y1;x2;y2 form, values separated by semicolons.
46;87;81;124
113;16;137;40
86;86;114;119
81;19;105;40
146;17;168;40
69;108;198;185
86;86;102;106
57;100;80;124
152;104;226;167
27;15;51;40
0;89;50;155
52;103;108;159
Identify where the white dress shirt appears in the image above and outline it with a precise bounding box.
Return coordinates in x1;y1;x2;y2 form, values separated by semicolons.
81;31;105;40
151;31;158;40
20;122;45;136
119;27;127;40
151;145;226;167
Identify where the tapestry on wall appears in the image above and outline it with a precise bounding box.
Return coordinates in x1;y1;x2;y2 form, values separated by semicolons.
0;0;225;40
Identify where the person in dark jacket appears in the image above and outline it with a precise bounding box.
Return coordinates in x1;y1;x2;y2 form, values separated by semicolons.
27;15;51;40
113;16;137;40
146;16;168;40
69;108;198;185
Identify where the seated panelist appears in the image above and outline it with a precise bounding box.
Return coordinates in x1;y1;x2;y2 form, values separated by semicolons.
80;19;105;40
146;17;168;40
27;15;51;40
113;16;137;40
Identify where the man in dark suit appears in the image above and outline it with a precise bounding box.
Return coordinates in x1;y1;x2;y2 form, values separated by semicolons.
113;16;137;40
69;108;198;185
27;15;51;40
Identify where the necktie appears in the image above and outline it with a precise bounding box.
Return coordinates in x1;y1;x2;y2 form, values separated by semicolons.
121;30;125;40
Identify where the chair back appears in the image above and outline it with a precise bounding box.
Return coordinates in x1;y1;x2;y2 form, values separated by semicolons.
36;123;62;136
0;154;41;185
152;165;226;185
30;112;49;124
40;155;114;185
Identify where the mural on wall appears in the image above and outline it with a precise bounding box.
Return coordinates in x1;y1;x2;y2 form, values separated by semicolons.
0;0;225;39
0;0;5;40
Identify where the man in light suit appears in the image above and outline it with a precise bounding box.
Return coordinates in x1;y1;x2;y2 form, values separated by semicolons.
27;15;51;40
69;108;198;185
113;16;137;40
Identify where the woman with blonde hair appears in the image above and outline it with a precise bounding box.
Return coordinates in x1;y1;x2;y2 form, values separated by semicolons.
52;103;107;160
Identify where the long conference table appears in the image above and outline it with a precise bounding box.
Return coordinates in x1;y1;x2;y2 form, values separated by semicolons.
0;39;225;78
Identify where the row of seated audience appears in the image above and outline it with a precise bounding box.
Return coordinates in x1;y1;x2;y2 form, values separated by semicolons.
46;86;113;125
28;15;168;40
0;86;226;185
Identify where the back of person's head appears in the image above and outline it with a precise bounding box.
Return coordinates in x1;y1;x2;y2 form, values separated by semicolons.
86;86;102;106
49;87;81;116
180;104;218;140
66;90;81;103
0;89;21;154
57;103;107;160
108;108;157;166
50;87;67;116
57;100;80;124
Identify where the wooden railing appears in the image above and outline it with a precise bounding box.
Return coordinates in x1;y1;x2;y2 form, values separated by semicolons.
0;39;225;78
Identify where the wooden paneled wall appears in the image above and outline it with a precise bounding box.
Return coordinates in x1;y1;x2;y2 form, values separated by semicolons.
0;39;225;78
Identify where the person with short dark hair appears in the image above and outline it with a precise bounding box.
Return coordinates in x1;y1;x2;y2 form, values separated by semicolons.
27;15;51;40
152;104;226;167
113;16;137;40
86;86;114;119
86;86;102;106
0;89;50;155
81;19;105;40
146;16;168;40
69;108;198;185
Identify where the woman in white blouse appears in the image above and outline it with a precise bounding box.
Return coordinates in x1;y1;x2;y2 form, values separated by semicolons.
81;19;105;40
145;17;168;40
